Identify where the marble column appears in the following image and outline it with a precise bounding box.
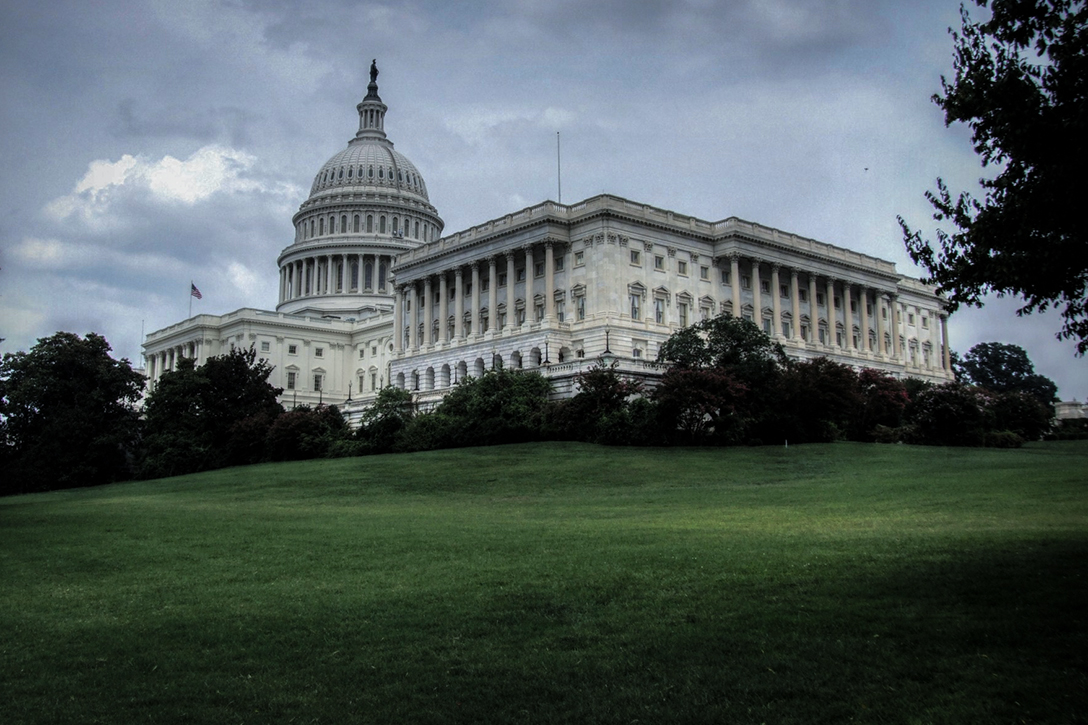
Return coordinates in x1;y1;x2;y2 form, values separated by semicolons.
730;254;741;318
892;295;902;359
876;293;887;356
544;242;555;321
524;246;534;323
859;286;870;353
506;253;516;331
409;284;420;350
470;262;481;336
454;268;464;340
488;257;498;333
423;277;433;347
771;265;782;338
790;269;801;341
439;273;449;344
825;278;837;348
751;260;762;328
941;313;951;372
393;284;404;352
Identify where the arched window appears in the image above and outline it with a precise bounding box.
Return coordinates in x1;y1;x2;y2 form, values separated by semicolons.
319;217;324;235
392;216;399;234
350;262;359;290
309;219;315;237
365;262;373;290
366;215;373;233
378;167;384;179
368;165;374;179
340;215;347;233
347;167;352;178
414;220;420;238
353;215;360;233
380;216;386;233
338;167;343;179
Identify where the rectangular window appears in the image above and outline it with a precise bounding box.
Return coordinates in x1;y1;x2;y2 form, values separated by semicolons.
517;268;526;282
679;302;689;327
742;275;751;290
760;280;770;294
819;328;826;343
535;262;545;277
654;255;665;270
630;250;641;265
782;322;791;337
371;373;378;390
313;374;322;392
576;296;586;320
836;331;843;346
371;346;377;357
817;293;825;306
801;324;809;340
286;371;296;390
654;298;665;324
700;266;710;280
780;284;790;298
632;347;642;359
908;313;916;325
834;296;841;309
288;344;298;355
721;269;731;285
700;306;710;321
799;289;808;302
260;341;270;352
922;316;929;328
556;301;565;322
678;260;688;275
517;309;526;325
867;303;873;316
359;348;365;358
499;273;508;287
763;318;772;334
315;347;323;358
630;294;641;319
574;251;584;266
555;257;564;272
464;283;472;296
535;304;545;322
481;279;489;292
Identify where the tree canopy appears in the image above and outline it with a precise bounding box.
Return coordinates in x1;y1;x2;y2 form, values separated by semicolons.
958;341;1059;406
0;332;145;493
899;0;1088;352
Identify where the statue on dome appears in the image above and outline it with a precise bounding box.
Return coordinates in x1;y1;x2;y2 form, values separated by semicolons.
370;60;379;83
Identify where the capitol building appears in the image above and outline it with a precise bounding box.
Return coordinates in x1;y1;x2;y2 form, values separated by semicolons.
143;66;955;421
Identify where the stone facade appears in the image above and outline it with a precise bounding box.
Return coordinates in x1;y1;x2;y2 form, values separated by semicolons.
143;70;954;422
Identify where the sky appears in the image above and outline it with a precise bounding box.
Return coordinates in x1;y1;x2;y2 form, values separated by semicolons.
1;0;1084;400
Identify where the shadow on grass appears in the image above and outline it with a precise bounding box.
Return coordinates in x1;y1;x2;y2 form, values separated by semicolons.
6;539;1086;724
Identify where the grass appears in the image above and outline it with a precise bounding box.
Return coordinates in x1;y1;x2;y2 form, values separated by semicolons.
1;441;1086;724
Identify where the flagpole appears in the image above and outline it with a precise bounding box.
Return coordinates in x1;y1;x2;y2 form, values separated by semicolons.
189;281;193;318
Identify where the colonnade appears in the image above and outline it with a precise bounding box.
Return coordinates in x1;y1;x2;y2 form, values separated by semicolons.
145;340;203;382
279;253;394;303
723;254;950;371
393;242;559;353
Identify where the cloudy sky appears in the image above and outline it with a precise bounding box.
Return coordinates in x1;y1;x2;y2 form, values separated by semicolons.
2;0;1084;400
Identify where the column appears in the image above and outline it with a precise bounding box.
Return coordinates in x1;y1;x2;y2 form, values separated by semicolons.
393;284;404;352
506;253;516;331
845;284;855;350
859;286;870;353
751;260;762;329
892;295;902;359
825;278;836;348
294;261;302;298
423;277;433;347
771;265;782;338
325;256;332;295
790;270;801;340
338;255;346;293
876;293;887;357
524;246;534;323
409;284;420;350
941;312;951;372
488;257;498;333
544;242;555;321
807;274;818;343
454;268;465;339
730;254;741;318
439;273;449;344
470;262;481;336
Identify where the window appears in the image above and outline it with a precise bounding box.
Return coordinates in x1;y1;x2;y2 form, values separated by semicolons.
288;344;298;355
371;346;377;357
286;371;296;390
260;341;270;353
908;313;915;325
576;295;586;320
922;316;929;329
359;348;365;359
819;327;827;344
517;268;526;282
801;323;809;340
761;280;770;294
678;260;688;275
654;255;665;270
434;292;441;304
632;347;642;359
654;298;665;324
313;373;323;392
700;266;709;280
817;293;825;306
371;373;378;390
780;284;790;298
481;279;489;292
535;262;545;277
782;321;791;337
314;347;323;358
763;318;772;334
630;250;641;265
555;257;564;272
499;273;507;287
630;294;641;319
834;296;842;309
464;282;472;296
679;302;689;327
799;289;808;302
721;269;731;284
556;300;565;322
535;303;545;322
742;275;752;290
574;251;585;267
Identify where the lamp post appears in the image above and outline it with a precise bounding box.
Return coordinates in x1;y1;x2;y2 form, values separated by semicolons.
543;337;550;365
604;323;612;354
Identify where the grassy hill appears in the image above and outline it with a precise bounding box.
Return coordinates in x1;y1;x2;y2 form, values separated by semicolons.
2;441;1086;724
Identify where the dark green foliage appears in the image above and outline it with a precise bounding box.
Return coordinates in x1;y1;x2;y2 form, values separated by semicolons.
397;369;553;450
357;386;415;454
652;367;748;444
853;368;911;440
769;357;862;444
0;332;144;493
266;405;348;461
958;342;1059;409
907;382;990;446
989;390;1053;440
1048;418;1088;439
900;0;1088;352
552;361;644;443
140;347;283;477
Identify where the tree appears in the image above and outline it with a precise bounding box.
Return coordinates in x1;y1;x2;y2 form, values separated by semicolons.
899;0;1088;352
958;342;1058;408
0;332;145;493
140;346;283;477
357;385;415;453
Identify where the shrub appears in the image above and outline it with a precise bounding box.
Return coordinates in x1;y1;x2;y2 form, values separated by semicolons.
983;430;1025;448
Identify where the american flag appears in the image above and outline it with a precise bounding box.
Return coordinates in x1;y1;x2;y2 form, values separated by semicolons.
190;282;203;300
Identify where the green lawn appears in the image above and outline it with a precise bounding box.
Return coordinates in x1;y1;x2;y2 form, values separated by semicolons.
2;442;1086;724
